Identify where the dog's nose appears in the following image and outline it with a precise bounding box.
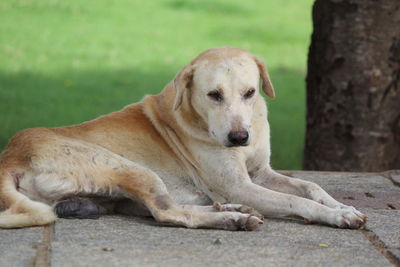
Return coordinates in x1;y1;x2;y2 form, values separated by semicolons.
228;130;249;146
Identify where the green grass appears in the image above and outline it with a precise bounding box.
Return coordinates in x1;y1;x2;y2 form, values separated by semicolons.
0;0;313;170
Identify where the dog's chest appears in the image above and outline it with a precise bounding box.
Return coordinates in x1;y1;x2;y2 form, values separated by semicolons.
154;166;212;205
120;145;211;205
168;180;212;205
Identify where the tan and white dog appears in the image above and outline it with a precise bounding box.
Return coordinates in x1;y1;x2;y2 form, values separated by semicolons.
0;47;366;230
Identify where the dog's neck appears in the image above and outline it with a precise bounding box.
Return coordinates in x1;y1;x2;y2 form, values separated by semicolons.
141;82;221;173
153;82;214;145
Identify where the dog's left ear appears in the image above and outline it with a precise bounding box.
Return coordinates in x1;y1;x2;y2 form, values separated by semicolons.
254;56;275;99
173;64;194;110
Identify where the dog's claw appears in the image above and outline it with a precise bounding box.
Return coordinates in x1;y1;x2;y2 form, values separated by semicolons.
333;209;367;229
213;202;222;211
239;215;263;231
330;204;367;229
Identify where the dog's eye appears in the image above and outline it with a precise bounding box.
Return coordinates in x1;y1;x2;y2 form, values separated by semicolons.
244;88;255;99
207;91;223;102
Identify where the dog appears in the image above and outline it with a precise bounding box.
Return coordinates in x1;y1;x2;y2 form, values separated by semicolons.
0;47;366;230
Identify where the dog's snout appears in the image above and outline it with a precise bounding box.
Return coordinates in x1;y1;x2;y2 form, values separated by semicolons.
228;130;249;146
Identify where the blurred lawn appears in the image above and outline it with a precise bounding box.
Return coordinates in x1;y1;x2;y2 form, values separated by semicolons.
0;0;313;170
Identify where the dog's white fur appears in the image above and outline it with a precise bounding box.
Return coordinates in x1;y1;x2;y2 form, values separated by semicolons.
0;47;366;230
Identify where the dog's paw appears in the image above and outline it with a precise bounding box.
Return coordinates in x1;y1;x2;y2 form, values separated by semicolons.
55;199;100;219
330;208;367;229
222;213;264;231
336;204;366;219
213;202;264;221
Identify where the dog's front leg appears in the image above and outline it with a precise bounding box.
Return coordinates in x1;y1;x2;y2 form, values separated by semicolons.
250;167;367;224
224;180;365;229
205;160;365;228
252;167;361;210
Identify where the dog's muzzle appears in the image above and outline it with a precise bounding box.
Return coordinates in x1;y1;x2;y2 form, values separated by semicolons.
227;130;249;146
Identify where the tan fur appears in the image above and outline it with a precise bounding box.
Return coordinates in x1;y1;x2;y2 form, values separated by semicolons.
0;47;365;230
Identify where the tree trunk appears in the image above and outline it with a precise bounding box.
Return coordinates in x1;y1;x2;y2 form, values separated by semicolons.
304;0;400;171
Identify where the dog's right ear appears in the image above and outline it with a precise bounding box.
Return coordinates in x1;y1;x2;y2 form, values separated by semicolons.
173;64;194;110
254;56;275;99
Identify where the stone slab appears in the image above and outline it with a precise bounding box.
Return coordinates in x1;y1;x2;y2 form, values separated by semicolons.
0;227;43;267
364;208;400;263
391;249;400;261
281;171;397;193
389;171;400;186
363;208;400;249
2;171;398;266
51;216;390;267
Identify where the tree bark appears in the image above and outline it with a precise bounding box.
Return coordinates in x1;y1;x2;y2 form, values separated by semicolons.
304;0;400;171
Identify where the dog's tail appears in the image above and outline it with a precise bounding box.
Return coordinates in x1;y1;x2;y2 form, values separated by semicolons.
0;170;56;228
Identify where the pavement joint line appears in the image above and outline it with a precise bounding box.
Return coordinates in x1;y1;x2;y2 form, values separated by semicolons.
362;228;400;266
278;170;383;175
389;176;400;188
381;171;400;188
33;223;55;267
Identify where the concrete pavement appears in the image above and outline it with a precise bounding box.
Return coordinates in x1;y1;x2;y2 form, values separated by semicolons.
1;171;399;266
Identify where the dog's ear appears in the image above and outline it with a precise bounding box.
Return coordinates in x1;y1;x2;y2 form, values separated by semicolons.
173;64;194;110
254;56;275;99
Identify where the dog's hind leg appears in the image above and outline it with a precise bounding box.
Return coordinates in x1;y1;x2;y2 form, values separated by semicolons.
0;170;57;228
112;166;263;230
54;198;265;228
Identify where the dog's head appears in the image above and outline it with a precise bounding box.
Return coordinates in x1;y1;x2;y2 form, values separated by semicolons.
173;47;275;147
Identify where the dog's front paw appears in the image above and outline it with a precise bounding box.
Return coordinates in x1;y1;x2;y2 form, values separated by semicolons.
330;208;367;229
337;204;366;219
